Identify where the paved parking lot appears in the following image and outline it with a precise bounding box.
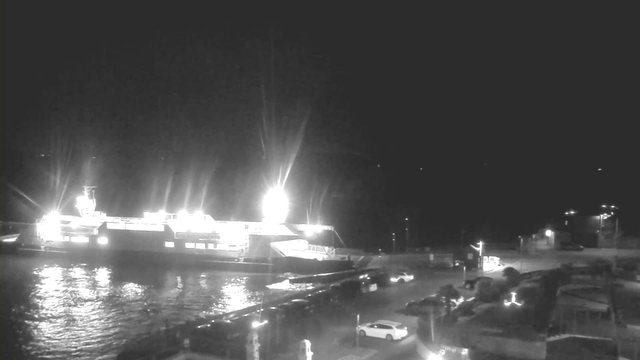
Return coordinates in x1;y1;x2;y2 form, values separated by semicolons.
281;249;640;360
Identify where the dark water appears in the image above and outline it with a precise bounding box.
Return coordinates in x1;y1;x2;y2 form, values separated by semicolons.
0;254;304;360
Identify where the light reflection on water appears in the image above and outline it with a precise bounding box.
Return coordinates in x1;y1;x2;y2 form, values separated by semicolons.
0;256;290;360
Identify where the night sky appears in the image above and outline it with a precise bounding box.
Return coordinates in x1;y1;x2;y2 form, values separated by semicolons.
2;4;638;248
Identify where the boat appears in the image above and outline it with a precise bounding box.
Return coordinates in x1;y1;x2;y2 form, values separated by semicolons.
5;187;354;274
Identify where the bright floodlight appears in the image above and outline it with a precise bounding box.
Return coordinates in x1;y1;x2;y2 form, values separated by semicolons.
262;188;289;223
545;229;553;237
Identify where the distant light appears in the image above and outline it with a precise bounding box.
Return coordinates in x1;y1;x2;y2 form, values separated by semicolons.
98;236;109;245
405;217;409;221
598;168;602;171
2;236;18;243
601;204;607;208
420;168;423;171
45;211;61;219
71;236;89;243
545;230;553;237
504;291;522;307
262;188;289;224
377;164;381;168
252;320;268;328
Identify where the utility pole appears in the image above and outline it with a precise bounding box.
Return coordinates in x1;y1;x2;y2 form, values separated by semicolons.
405;218;410;253
614;218;619;270
460;228;465;248
392;232;396;254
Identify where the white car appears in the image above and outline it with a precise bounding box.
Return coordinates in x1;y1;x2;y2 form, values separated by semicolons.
356;320;408;341
390;272;414;283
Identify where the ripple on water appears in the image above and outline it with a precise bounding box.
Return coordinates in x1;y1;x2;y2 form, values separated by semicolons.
0;256;292;360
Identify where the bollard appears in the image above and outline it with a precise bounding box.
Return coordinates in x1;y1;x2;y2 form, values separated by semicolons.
298;339;313;360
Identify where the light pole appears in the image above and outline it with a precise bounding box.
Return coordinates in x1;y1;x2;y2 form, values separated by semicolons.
471;241;483;273
599;204;617;246
601;204;619;268
392;232;396;254
405;217;409;253
564;209;577;243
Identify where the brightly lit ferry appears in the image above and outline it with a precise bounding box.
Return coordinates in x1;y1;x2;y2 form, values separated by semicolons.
8;187;354;274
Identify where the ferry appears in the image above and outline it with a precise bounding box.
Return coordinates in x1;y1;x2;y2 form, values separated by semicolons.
4;187;355;274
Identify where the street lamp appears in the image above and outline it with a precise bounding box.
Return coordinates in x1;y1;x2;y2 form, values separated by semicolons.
391;232;396;254
599;204;619;267
471;241;483;271
564;209;577;226
405;217;410;252
262;188;289;223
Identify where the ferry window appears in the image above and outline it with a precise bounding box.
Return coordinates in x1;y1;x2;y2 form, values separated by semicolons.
195;243;205;249
164;241;175;248
207;243;216;249
185;242;195;249
228;244;236;248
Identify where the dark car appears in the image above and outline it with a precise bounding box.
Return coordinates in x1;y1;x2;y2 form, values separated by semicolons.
559;242;584;251
462;276;492;290
405;297;454;316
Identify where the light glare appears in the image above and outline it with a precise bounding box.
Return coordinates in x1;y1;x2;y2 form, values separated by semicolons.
262;188;289;223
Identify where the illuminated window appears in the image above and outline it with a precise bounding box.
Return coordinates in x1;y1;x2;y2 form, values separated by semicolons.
97;237;108;245
207;243;216;250
196;243;205;249
164;241;175;248
185;242;195;249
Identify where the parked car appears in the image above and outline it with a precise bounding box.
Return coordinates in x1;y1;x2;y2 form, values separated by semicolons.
390;271;414;284
462;276;492;290
405;296;454;316
356;320;408;341
559;242;584;251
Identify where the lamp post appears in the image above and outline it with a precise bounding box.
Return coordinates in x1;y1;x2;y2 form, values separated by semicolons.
471;241;483;273
599;204;617;249
564;209;577;243
601;204;619;269
392;232;396;254
405;217;410;253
